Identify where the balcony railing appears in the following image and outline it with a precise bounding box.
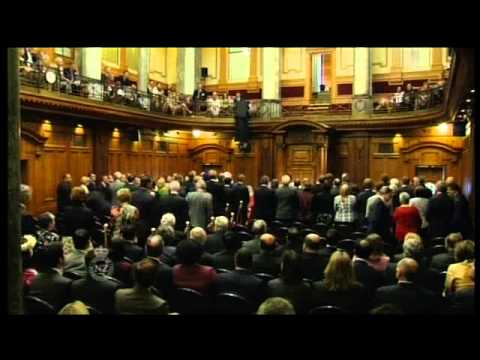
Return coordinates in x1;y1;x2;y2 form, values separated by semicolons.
19;60;446;120
19;63;276;119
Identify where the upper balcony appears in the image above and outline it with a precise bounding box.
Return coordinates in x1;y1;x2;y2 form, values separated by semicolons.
19;49;463;133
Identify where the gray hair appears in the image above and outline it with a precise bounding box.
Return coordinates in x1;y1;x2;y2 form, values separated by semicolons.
399;192;410;204
190;227;207;245
445;232;463;250
160;213;176;227
20;184;32;205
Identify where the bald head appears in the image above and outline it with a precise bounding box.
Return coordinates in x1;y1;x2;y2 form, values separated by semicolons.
396;258;419;282
281;175;291;186
190;227;207;245
303;233;324;252
146;234;164;257
208;169;217;178
446;176;455;186
260;233;276;251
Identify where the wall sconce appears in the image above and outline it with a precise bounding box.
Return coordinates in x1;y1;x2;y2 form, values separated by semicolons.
112;128;120;138
192;129;201;138
74;124;84;135
41;120;52;137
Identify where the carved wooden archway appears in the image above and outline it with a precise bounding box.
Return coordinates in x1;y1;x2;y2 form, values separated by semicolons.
188;143;234;173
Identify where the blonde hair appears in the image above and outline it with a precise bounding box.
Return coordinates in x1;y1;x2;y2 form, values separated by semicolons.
323;250;358;291
117;188;132;203
58;301;90;315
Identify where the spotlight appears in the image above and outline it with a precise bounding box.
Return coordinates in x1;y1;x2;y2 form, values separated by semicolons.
470;89;475;93
466;99;471;103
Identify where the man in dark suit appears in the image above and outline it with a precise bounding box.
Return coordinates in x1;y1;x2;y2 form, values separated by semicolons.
355;178;375;225
368;186;394;245
242;219;268;255
426;182;454;239
300;234;329;281
233;92;251;150
205;216;229;254
275;175;299;226
447;183;472;239
231;174;250;224
254;175;276;224
398;176;414;197
28;243;72;311
131;176;155;246
353;240;385;297
374;258;440;314
119;224;145;262
223;174;234;212
115;258;169;315
214;248;267;308
206;170;227;217
252;233;282;276
319;228;339;259
192;83;208;112
71;250;123;314
145;234;174;298
56;173;73;214
212;231;243;270
430;232;462;272
151;180;189;231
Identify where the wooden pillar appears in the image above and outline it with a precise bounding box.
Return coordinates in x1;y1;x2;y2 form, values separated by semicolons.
93;125;110;177
8;48;24;314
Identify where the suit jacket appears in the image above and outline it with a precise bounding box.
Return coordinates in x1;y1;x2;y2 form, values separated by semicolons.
368;199;392;242
268;278;313;314
205;231;225;254
318;246;336;260
312;281;368;313
252;251;282;276
254;185;276;223
242;237;262;255
115;287;169;314
212;250;236;270
207;179;227;216
59;202;95;236
186;191;213;229
64;249;89;277
215;268;266;307
355;189;375;221
450;194;472;238
430;252;455;273
57;181;72;213
374;282;440;314
193;88;207;101
275;186;300;221
115;75;133;87
298;190;314;222
123;241;145;262
71;275;122;314
131;187;155;223
353;259;385;297
148;257;174;299
28;268;72;311
425;193;454;238
231;182;250;221
233;98;250;118
150;193;189;231
300;252;329;281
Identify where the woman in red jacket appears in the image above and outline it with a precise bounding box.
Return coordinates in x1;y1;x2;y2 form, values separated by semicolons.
393;192;422;244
